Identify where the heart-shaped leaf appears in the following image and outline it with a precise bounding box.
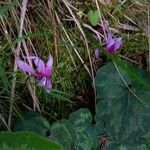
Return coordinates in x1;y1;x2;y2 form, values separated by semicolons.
50;109;97;150
87;10;100;26
95;61;150;149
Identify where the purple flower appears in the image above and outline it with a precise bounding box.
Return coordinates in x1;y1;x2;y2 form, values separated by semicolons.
17;55;53;93
95;48;100;59
104;24;122;54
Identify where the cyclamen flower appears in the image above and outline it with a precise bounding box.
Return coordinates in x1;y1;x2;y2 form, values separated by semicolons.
105;24;122;54
17;55;53;93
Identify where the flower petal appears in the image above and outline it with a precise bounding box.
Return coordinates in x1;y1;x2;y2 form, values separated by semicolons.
26;56;45;74
45;67;53;77
17;60;35;75
106;34;114;46
106;45;116;54
106;36;116;54
45;79;52;93
37;77;52;93
46;55;53;68
38;77;46;87
114;37;122;50
44;55;53;77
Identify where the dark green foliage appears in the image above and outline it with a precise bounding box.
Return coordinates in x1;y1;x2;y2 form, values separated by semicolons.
12;61;150;149
12;112;50;137
50;61;150;149
50;109;98;150
95;61;150;149
0;132;62;150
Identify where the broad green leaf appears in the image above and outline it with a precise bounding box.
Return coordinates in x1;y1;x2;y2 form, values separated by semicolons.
95;62;130;100
69;109;97;150
50;119;75;150
87;10;100;26
69;108;92;132
50;110;97;150
12;112;50;137
0;132;62;150
1;143;34;150
113;57;150;88
95;62;150;149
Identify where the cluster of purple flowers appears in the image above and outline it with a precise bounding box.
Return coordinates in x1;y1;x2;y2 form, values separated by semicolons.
17;23;122;92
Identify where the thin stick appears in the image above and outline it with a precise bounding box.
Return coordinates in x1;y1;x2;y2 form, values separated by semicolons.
8;0;28;129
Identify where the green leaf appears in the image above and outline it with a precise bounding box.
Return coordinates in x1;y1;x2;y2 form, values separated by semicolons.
50;119;74;150
50;109;97;150
69;109;97;150
87;10;100;26
12;112;50;137
1;143;34;150
69;108;92;132
0;132;62;150
95;62;150;149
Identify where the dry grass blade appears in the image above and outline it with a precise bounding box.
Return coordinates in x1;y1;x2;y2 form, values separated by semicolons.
55;12;91;76
0;114;10;131
8;0;29;129
47;0;59;63
61;0;96;111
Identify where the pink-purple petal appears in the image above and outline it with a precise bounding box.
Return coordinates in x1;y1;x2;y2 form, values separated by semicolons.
43;55;53;77
45;67;53;77
106;34;115;46
46;55;53;68
105;34;122;54
33;57;46;74
38;77;47;87
114;37;122;50
17;60;35;75
45;79;52;93
106;43;116;54
26;56;46;74
38;77;52;93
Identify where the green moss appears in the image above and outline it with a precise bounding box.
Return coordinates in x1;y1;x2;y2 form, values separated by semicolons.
122;33;148;53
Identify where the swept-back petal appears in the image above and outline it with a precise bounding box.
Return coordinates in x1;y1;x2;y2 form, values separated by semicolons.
26;56;45;74
38;77;46;87
106;35;116;54
37;77;52;93
44;55;53;77
106;34;114;46
46;55;53;68
45;79;52;93
17;60;35;75
114;37;122;50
